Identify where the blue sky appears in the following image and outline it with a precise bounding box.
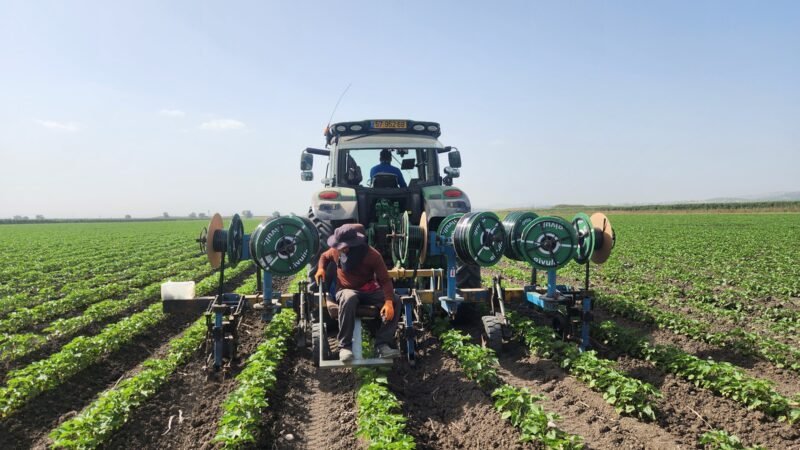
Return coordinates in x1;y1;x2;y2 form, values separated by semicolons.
1;0;798;218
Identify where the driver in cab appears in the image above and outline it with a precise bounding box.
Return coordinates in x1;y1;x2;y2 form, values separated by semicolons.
370;149;407;188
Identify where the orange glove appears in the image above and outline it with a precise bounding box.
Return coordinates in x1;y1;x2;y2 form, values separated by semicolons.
315;268;325;285
381;300;394;321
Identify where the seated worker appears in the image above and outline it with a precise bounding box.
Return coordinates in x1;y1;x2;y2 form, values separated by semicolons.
369;149;407;188
315;223;402;361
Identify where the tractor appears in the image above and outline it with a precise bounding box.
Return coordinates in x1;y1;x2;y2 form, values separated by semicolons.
160;119;616;373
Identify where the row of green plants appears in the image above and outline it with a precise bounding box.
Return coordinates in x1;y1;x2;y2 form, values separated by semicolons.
0;221;210;304
354;329;416;450
698;429;766;450
498;255;800;354
1;226;193;297
0;236;169;290
0;263;211;363
595;320;800;423
553;215;800;346
47;273;265;449
0;261;252;419
212;307;296;449
0;255;205;336
491;259;800;374
0;243;192;317
437;327;583;449
594;292;800;372
48;314;209;449
508;314;661;421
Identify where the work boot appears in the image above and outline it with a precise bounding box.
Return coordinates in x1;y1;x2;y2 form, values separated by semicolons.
339;348;354;362
377;344;400;358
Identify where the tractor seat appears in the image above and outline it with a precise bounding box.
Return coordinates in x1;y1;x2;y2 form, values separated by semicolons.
326;300;381;320
371;173;399;188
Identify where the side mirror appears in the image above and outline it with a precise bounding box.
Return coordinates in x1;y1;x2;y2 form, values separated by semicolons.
301;170;313;181
300;152;313;171
448;150;461;168
401;159;416;170
444;167;460;178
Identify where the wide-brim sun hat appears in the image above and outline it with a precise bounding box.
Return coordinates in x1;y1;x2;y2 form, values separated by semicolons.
327;223;367;250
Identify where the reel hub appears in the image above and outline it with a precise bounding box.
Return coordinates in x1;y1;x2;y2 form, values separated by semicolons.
518;216;577;270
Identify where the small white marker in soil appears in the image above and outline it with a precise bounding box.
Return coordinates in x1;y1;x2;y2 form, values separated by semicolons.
285;433;295;442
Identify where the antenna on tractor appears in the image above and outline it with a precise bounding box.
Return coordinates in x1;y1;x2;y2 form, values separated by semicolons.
326;82;352;129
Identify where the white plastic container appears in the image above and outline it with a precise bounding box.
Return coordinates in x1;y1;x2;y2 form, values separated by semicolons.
161;281;196;300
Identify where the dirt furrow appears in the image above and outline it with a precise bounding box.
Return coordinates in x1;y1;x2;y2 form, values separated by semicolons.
592;309;800;397
258;350;359;450
0;268;254;450
613;355;800;449
102;276;288;450
493;339;680;450
0;313;198;450
390;334;534;450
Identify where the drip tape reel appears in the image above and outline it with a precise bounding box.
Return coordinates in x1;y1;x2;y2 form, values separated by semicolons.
436;213;464;241
571;213;594;264
200;213;247;269
392;211;426;268
250;215;319;276
502;211;538;261
518;216;578;270
452;212;506;267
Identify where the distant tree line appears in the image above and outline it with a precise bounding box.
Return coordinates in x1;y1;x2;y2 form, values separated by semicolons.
608;201;800;212
1;209;260;225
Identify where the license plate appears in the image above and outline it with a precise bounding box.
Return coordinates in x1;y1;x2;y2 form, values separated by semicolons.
372;120;407;129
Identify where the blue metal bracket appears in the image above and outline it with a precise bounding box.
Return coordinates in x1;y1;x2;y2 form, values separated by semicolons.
242;234;251;260
522;269;593;352
261;270;281;322
428;231;463;316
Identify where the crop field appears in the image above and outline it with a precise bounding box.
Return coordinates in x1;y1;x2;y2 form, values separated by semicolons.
0;213;798;450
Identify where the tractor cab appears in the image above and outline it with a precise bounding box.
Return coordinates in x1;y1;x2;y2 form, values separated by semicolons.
301;120;470;272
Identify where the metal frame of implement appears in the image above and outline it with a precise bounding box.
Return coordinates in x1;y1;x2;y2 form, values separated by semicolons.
164;209;615;372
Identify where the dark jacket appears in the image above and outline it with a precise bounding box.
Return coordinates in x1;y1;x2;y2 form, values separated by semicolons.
318;246;394;301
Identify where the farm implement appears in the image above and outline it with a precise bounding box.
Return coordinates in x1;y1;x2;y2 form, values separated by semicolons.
161;119;616;372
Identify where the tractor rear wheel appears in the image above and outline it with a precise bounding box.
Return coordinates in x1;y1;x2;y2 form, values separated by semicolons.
311;322;330;367
306;207;333;290
456;261;481;288
481;315;503;352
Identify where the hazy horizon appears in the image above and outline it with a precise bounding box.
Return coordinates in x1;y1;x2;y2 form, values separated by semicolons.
2;1;798;219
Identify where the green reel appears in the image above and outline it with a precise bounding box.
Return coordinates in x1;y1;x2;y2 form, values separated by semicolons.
571;213;594;264
502;211;538;261
452;212;506;267
226;214;245;266
436;213;464;241
250;215;319;276
392;212;425;268
518;216;578;270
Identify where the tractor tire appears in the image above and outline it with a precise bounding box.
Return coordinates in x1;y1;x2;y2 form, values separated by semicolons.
456;261;482;289
311;322;330;367
481;315;503;352
306;207;334;290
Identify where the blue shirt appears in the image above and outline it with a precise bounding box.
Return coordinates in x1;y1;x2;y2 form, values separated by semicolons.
369;162;407;188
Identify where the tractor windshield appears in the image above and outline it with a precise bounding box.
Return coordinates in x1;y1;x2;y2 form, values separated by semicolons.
338;148;437;188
